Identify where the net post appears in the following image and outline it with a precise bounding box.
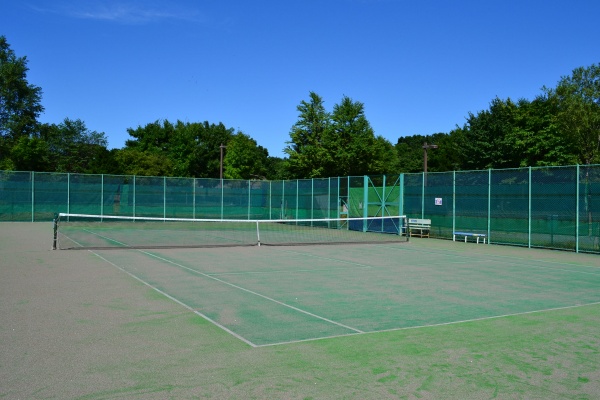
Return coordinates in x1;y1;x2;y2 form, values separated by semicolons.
256;220;261;246
52;212;59;250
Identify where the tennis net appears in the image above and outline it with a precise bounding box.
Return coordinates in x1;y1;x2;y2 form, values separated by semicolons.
52;213;408;250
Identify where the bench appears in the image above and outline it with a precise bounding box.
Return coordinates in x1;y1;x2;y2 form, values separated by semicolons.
453;231;487;244
408;218;431;238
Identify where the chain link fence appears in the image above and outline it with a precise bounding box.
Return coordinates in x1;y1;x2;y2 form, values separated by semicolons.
1;165;599;252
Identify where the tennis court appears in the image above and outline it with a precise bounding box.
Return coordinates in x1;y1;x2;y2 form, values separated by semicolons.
87;234;600;347
3;222;600;398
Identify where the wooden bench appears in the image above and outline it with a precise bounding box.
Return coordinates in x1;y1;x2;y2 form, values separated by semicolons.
453;231;487;244
408;218;431;238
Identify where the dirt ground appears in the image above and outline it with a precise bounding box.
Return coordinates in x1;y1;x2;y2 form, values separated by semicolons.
2;223;600;399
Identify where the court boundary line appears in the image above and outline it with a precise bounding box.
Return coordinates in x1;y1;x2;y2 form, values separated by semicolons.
256;300;600;348
66;229;364;335
374;242;600;273
71;232;600;347
90;250;258;348
138;250;364;334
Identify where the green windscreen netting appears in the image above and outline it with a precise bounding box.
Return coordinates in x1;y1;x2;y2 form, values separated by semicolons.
2;165;600;253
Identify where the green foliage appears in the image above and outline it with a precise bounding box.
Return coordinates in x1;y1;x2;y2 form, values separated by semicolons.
223;132;269;179
39;118;110;173
285;93;398;178
285;92;332;178
328;96;377;176
545;63;600;165
1;35;598;178
9;135;49;171
125;120;235;177
114;148;173;176
0;36;44;142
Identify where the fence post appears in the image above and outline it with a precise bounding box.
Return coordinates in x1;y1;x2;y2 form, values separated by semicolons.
31;171;34;222
421;172;425;219
67;173;70;217
281;180;285;219
399;174;404;218
192;178;196;220
576;164;580;253
311;178;314;222
248;180;251;220
488;168;491;243
452;171;456;238
133;175;136;217
363;176;369;231
327;177;331;219
101;174;104;219
528;166;532;248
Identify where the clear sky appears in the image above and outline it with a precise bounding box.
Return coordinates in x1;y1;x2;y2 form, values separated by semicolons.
2;0;598;157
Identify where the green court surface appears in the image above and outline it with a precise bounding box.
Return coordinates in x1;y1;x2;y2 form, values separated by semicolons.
95;240;600;347
2;223;600;399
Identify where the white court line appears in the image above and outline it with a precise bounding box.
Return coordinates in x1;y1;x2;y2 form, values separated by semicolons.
256;300;600;347
374;243;600;275
90;251;258;348
69;230;363;336
138;250;364;334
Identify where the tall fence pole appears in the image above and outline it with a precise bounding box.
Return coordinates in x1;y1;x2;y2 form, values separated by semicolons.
192;178;196;219
101;174;104;219
576;164;580;253
487;169;492;243
133;175;136;218
31;171;35;222
399;174;404;218
452;171;456;238
421;172;425;219
528;166;532;248
363;176;369;231
67;173;70;217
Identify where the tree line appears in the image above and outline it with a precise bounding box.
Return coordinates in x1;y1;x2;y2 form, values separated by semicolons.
1;35;599;180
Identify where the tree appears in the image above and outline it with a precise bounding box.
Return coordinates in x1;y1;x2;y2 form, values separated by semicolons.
9;135;50;171
545;64;600;165
327;96;376;176
367;135;401;175
223;132;269;179
114;148;173;176
508;96;577;167
395;134;428;173
0;35;44;165
125;120;235;178
455;97;524;170
40;118;109;173
284;92;332;178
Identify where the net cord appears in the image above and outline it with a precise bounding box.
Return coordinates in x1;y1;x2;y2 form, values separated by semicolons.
57;213;405;225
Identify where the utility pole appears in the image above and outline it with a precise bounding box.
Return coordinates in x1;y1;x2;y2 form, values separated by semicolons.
422;142;438;185
220;144;226;181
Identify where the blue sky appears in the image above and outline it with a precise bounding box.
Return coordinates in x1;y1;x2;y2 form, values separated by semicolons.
2;0;598;157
